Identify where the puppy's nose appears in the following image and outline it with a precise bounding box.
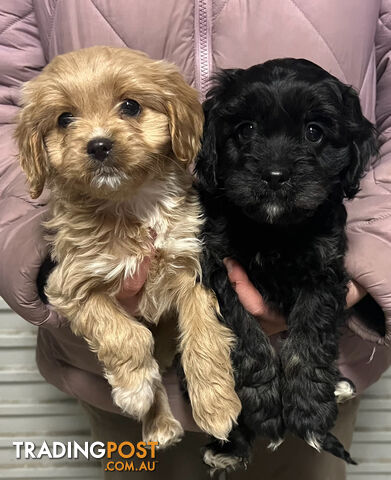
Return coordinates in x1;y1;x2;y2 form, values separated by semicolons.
262;170;290;190
87;137;113;161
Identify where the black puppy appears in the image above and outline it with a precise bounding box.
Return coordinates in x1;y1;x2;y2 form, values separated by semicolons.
195;58;377;472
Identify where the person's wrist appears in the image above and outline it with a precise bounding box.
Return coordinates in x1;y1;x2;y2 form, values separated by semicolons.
346;280;367;308
116;256;152;315
224;257;288;336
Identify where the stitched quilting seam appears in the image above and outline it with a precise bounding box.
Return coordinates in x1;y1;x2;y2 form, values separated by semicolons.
0;193;48;208
379;10;391;31
90;0;127;47
213;0;230;21
0;9;33;38
347;212;391;231
359;49;375;95
289;0;347;82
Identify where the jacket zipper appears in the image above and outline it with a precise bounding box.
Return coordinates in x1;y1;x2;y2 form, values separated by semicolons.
194;0;213;100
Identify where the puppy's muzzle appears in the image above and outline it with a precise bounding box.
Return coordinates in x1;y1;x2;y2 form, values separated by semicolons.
262;169;290;191
87;137;113;162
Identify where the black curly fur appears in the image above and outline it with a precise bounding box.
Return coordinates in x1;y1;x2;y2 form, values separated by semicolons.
195;58;377;470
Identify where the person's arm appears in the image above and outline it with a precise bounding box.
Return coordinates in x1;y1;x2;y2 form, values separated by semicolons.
0;1;63;326
223;259;366;336
344;1;391;345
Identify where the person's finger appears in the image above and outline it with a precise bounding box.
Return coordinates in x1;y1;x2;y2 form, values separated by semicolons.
117;292;142;315
224;258;267;317
346;280;367;308
223;258;288;335
224;260;367;337
116;257;152;315
116;256;151;300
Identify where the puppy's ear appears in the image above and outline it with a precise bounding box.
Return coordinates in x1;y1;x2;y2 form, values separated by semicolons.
15;82;48;199
341;86;378;199
194;96;219;192
195;69;243;193
165;73;204;165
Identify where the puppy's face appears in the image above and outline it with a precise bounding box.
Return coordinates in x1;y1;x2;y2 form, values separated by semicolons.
16;47;203;200
196;59;377;224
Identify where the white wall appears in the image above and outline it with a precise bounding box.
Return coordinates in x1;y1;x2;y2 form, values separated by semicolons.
0;298;101;479
0;297;390;479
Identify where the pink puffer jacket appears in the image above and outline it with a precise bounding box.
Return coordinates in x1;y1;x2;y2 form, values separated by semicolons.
0;0;390;428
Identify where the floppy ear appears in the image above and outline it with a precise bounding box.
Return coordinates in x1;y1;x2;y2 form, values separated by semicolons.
194;69;243;193
194;95;219;193
15;84;48;199
165;73;204;165
341;86;378;199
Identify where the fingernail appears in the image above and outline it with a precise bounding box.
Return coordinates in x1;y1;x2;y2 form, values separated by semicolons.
223;258;233;273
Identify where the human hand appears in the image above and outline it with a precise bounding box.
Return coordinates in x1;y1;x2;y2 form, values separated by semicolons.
223;258;287;336
116;257;151;315
346;280;367;308
223;258;367;336
0;208;70;328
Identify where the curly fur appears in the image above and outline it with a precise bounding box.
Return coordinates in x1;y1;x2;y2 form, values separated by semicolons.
195;58;377;470
16;46;241;445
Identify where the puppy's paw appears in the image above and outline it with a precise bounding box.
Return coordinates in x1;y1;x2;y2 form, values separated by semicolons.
335;378;356;404
282;368;356;463
112;383;155;420
110;361;161;419
143;413;184;449
203;448;248;475
282;360;338;426
304;431;356;464
305;432;322;452
283;391;337;445
191;389;241;440
267;437;285;451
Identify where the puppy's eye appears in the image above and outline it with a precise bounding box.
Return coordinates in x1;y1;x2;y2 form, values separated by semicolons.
237;122;257;139
305;123;324;143
120;99;141;117
58;113;75;128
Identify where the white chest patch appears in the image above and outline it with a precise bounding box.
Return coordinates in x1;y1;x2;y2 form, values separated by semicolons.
86;174;190;283
265;203;283;223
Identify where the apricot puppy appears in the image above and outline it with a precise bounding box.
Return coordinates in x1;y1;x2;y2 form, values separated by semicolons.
16;46;241;446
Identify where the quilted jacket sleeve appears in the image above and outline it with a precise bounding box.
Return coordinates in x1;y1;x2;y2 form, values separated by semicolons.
0;1;64;327
345;0;391;346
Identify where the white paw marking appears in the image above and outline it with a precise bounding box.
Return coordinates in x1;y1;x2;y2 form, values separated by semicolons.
306;433;322;452
110;364;161;420
267;438;285;451
335;380;355;404
143;417;184;449
112;383;154;419
203;449;246;475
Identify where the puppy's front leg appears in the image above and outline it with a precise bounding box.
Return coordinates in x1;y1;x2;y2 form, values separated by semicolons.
142;381;184;448
200;266;284;472
280;285;355;463
49;286;160;420
210;268;284;443
176;277;241;440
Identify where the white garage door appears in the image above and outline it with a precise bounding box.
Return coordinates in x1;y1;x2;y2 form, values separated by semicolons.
0;297;390;479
